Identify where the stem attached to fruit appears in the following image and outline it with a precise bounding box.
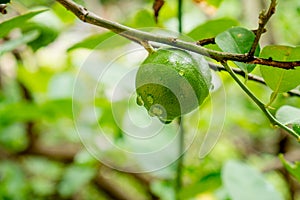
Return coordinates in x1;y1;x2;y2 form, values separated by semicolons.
140;40;155;54
222;61;300;141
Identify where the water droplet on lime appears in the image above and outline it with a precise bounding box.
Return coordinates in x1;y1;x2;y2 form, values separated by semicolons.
149;104;164;117
136;95;144;106
146;94;154;105
179;70;185;76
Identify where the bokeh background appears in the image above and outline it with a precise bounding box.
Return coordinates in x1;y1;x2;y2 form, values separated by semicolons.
0;0;300;199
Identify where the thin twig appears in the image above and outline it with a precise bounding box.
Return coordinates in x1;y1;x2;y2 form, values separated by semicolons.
175;1;184;199
208;62;300;97
221;61;300;141
175;117;184;200
248;0;277;56
196;29;266;46
55;0;300;70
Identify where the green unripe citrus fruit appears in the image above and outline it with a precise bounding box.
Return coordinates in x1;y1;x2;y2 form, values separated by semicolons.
135;48;211;123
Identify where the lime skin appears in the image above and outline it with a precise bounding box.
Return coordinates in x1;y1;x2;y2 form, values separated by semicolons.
135;48;211;123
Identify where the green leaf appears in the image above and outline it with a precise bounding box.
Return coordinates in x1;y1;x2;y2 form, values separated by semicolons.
0;102;42;126
58;165;96;197
293;124;300;134
0;31;39;56
0;9;48;38
179;172;221;199
188;18;238;41
18;66;53;93
279;154;300;182
275;105;300;125
151;180;175;200
0;0;10;3
132;9;156;28
222;160;283;200
260;46;300;92
0;99;73;126
215;27;260;72
207;0;224;8
0;161;28;199
68;31;128;51
0;124;28;152
22;22;59;51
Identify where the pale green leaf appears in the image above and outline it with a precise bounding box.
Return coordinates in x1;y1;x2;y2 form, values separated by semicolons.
68;32;128;51
279;154;300;182
58;165;96;197
260;45;300;92
222;160;283;200
0;9;48;38
275;105;300;125
0;31;39;56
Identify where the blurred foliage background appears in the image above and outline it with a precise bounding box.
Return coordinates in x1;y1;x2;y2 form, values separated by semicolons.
0;0;299;199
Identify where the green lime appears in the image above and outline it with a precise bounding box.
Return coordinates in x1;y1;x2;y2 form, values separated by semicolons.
135;48;211;123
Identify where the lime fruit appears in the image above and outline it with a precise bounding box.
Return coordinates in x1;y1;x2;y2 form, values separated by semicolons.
135;48;211;123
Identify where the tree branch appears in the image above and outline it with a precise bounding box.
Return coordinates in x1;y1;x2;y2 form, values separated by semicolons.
248;0;277;56
55;0;300;70
196;29;266;46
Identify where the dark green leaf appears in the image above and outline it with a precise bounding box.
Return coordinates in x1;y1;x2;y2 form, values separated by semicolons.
188;18;238;41
0;9;48;38
0;0;10;3
293;124;300;134
222;160;283;200
68;31;128;51
279;154;300;182
0;30;39;56
260;45;300;92
215;27;260;72
22;22;59;51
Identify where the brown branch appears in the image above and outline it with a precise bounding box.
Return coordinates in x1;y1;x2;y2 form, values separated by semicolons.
55;0;299;70
248;0;277;56
196;37;215;46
